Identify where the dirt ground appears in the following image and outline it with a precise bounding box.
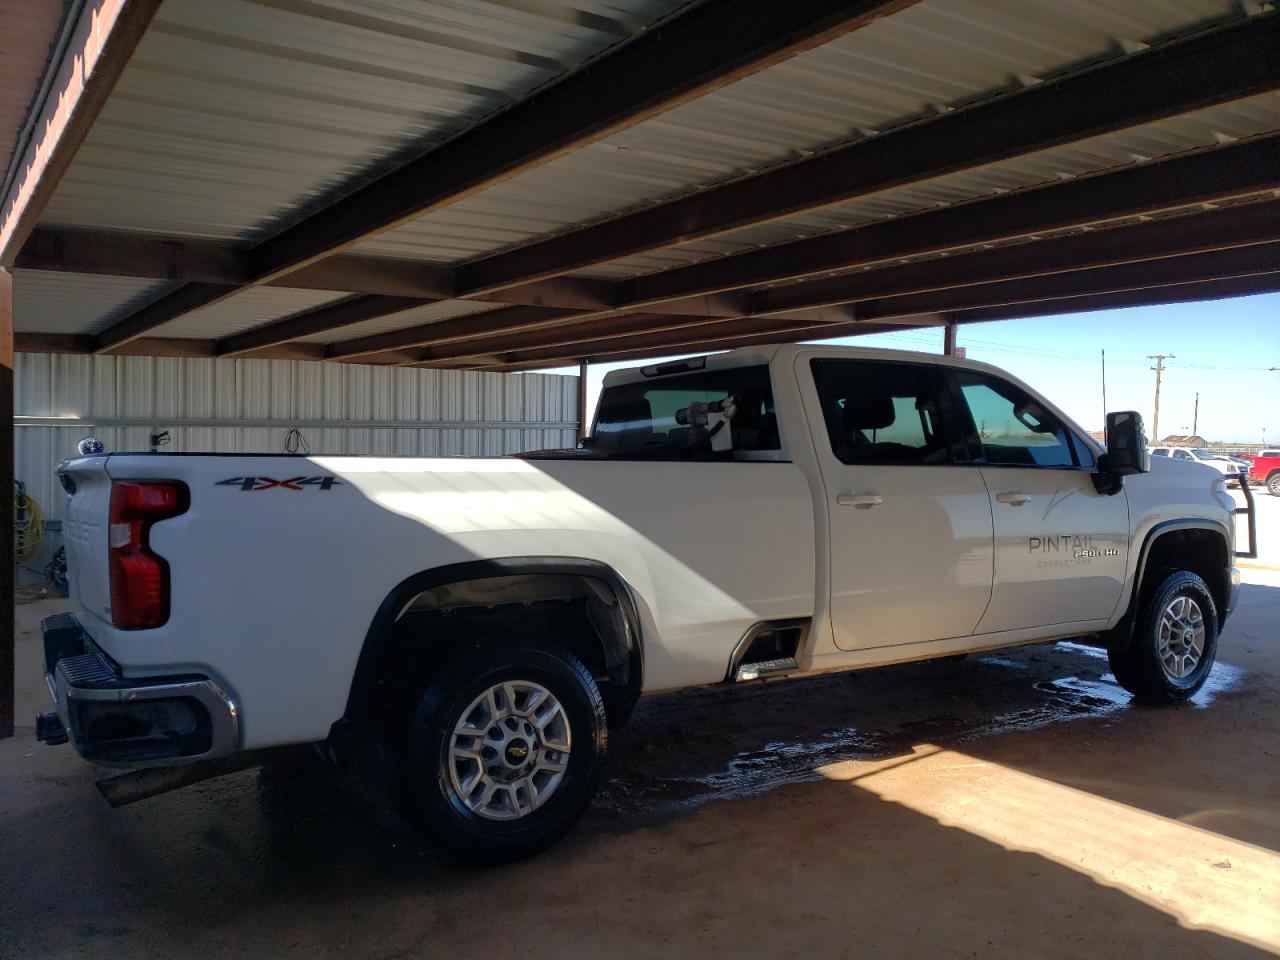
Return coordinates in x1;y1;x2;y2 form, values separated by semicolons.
2;495;1277;959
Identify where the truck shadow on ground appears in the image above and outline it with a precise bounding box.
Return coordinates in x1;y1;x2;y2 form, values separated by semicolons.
4;584;1277;957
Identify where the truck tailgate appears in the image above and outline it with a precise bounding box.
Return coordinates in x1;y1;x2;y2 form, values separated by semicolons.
56;456;114;628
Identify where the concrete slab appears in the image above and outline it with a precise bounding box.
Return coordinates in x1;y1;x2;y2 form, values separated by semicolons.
3;522;1277;958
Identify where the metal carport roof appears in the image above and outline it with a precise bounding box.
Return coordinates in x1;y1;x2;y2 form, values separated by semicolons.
3;0;1280;739
1;0;1277;374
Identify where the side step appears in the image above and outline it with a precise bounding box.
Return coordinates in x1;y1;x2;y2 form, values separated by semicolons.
730;620;807;682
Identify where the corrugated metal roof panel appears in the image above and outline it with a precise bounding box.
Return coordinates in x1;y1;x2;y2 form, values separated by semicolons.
572;92;1280;279
297;298;504;343
12;270;178;335
150;287;351;339
352;0;1245;264
38;0;690;242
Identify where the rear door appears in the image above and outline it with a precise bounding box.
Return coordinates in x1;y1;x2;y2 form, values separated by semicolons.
945;369;1129;634
800;355;994;652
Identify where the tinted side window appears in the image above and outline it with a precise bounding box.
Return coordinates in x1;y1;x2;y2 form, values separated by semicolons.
953;371;1077;468
593;365;780;459
810;359;954;465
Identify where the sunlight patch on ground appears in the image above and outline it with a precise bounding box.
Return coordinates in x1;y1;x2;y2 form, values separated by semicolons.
818;745;1280;953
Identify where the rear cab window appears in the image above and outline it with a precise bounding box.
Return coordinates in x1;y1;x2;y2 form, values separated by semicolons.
591;365;781;460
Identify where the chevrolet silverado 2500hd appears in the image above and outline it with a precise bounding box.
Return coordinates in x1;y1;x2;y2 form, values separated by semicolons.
41;345;1247;862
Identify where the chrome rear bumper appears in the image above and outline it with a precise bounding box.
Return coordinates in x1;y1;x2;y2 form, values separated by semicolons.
40;613;239;768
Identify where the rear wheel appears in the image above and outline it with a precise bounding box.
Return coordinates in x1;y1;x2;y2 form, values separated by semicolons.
1109;571;1218;702
400;644;607;864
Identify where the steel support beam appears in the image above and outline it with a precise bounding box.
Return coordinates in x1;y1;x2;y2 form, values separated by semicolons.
13;333;326;361
0;0;162;266
943;319;957;357
455;13;1280;296
410;312;815;366
476;271;1280;370
475;251;1280;369
616;127;1280;311
749;199;1280;314
327;305;585;361
453;316;836;368
88;0;916;352
470;321;911;372
25;224;1280;368
0;268;12;738
577;360;589;442
948;273;1280;324
215;295;431;357
19;133;1279;319
854;242;1280;320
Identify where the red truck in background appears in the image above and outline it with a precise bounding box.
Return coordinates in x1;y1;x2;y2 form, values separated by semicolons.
1249;450;1280;495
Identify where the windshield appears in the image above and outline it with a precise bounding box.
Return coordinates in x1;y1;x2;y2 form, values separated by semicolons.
592;365;779;459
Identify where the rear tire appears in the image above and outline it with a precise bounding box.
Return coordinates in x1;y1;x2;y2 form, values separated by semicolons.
400;644;607;865
1108;571;1218;702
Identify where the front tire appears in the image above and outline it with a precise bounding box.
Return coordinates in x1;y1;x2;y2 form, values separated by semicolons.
1109;571;1218;702
401;644;607;864
1268;473;1280;496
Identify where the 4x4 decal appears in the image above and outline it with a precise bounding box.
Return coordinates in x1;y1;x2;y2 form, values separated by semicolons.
216;476;342;491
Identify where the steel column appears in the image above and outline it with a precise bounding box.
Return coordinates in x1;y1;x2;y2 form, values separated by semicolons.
0;267;13;738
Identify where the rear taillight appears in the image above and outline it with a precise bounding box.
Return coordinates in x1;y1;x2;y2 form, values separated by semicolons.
108;481;188;630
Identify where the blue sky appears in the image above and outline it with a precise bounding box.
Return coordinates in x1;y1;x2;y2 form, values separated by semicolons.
542;292;1280;445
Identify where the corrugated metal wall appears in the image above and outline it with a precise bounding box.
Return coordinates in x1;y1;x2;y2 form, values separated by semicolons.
14;352;579;534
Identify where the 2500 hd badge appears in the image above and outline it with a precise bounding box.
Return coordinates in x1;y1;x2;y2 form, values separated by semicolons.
1030;534;1121;561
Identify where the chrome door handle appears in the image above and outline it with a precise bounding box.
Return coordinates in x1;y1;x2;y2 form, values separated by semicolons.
995;491;1032;506
836;493;883;509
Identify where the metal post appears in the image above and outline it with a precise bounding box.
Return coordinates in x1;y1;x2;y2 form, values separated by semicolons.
577;358;589;443
1101;349;1107;422
943;317;957;356
1192;391;1199;438
0;268;13;738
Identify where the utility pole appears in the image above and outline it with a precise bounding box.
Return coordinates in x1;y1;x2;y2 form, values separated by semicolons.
1192;391;1199;438
1148;354;1174;443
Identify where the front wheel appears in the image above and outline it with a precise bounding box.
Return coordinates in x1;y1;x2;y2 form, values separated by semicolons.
1268;473;1280;496
1108;571;1218;702
401;644;607;864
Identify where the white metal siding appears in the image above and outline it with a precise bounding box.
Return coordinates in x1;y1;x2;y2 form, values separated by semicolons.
14;353;579;534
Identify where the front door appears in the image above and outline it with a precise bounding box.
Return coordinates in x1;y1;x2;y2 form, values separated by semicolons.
801;355;994;652
947;369;1130;634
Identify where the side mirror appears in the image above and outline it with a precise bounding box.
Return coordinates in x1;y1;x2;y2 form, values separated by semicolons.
1093;411;1149;494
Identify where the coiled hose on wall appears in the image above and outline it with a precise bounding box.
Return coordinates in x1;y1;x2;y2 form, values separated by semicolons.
15;481;44;566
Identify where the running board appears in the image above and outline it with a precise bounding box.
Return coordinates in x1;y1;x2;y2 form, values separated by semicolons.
736;656;800;682
727;620;808;683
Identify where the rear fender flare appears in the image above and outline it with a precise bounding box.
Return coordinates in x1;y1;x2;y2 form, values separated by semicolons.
342;557;643;722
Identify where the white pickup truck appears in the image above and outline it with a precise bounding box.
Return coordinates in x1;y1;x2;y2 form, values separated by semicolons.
41;344;1248;862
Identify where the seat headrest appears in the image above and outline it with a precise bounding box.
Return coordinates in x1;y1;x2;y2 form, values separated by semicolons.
841;389;895;432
